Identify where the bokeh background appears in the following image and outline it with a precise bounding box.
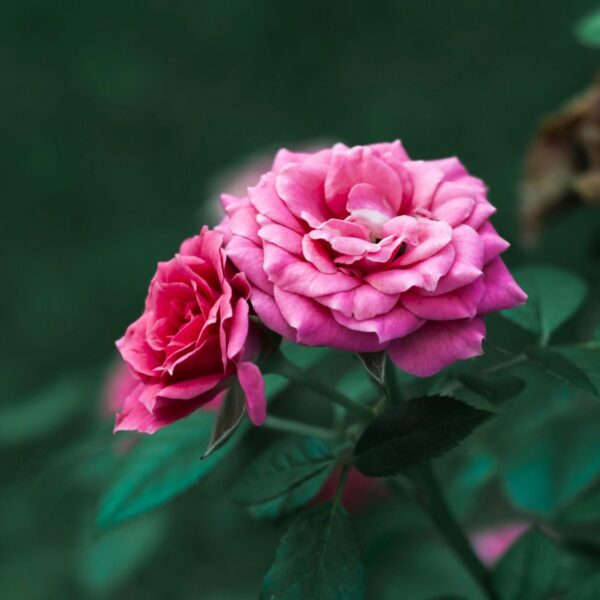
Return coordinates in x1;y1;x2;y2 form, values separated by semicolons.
2;1;600;598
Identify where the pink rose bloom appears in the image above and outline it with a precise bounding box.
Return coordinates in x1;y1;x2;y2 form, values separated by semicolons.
115;227;266;434
221;141;527;376
102;361;139;417
472;522;528;566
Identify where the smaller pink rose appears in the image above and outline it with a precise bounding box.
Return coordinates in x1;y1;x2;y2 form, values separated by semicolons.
115;227;266;434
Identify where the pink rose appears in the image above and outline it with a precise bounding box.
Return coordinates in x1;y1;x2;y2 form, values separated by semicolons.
472;522;528;566
115;227;266;434
221;142;527;376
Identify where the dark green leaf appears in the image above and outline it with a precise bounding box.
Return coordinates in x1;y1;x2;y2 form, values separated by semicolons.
527;345;600;399
502;266;587;342
97;411;243;529
555;480;600;526
261;502;364;600
203;384;246;458
231;436;335;505
576;9;600;48
353;396;494;476
457;373;526;405
357;351;386;386
564;573;600;600
492;527;559;600
249;467;333;520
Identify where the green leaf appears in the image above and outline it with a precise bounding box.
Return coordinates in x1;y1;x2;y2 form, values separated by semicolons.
576;9;600;48
231;436;335;506
203;384;246;458
0;377;86;445
97;410;243;529
79;513;166;592
564;573;600;600
555;480;600;526
501;266;587;342
527;345;600;399
248;467;333;520
492;527;558;600
261;502;364;600
457;373;526;405
356;351;386;386
353;396;494;477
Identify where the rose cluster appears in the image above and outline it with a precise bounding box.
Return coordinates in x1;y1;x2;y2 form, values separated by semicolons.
115;141;526;433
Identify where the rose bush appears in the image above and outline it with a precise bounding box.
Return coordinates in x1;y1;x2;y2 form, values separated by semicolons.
114;227;266;433
221;141;527;376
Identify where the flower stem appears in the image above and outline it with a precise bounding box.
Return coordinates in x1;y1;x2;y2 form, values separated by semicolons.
267;351;374;419
413;463;500;600
263;415;338;440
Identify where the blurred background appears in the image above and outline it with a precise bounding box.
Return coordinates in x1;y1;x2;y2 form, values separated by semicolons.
2;1;600;598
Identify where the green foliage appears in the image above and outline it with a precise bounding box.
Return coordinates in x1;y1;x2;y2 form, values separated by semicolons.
231;436;335;506
457;373;526;405
97;411;243;529
576;8;600;47
262;502;364;600
555;479;600;526
527;344;600;399
203;384;246;458
502;267;587;343
564;573;600;600
79;513;167;593
492;528;559;600
353;396;494;476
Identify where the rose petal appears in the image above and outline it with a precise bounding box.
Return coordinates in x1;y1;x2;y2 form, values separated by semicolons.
477;258;528;314
237;361;266;425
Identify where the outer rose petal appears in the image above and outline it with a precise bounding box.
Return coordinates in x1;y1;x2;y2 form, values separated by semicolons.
387;317;486;377
237;361;266;425
250;287;297;340
477;257;528;314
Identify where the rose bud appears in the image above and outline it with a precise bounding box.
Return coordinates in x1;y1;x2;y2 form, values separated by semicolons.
114;227;266;434
222;141;526;377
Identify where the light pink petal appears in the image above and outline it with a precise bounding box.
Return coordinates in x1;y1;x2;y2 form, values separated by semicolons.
347;182;395;218
424;225;484;295
257;221;303;255
276;161;330;225
272;148;315;172
248;173;305;234
227;298;249;360
237;361;266;425
302;236;338;274
325;146;405;215
263;243;359;297
366;244;456;294
220;196;261;243
381;215;420;243
394;218;453;266
333;305;424;344
250;288;297;340
388;317;486;377
401;278;486;321
226;235;272;294
478;222;510;264
369;139;411;162
274;287;383;351
404;161;445;211
316;284;399;321
477;258;528;314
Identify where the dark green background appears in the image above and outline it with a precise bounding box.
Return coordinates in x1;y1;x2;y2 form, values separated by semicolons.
2;1;599;598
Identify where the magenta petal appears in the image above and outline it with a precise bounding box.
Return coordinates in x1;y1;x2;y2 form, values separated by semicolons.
257;221;303;255
114;382;163;434
302;236;338;274
401;278;486;321
158;373;225;400
237;361;266;425
263;243;359;297
388;317;486;377
274;287;383;351
404;161;445;211
477;258;528;314
395;218;453;266
116;315;159;378
317;284;399;321
226;236;272;294
333;305;424;344
250;288;297;340
478;222;510;264
227;298;249;360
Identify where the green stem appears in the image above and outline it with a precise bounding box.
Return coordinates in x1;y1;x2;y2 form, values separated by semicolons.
263;415;338;440
268;352;374;419
414;463;500;600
